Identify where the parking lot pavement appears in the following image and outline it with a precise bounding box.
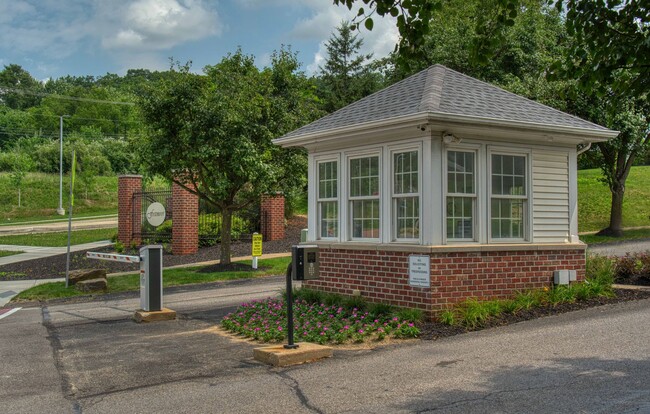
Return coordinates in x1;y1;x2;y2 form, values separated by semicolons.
2;277;650;413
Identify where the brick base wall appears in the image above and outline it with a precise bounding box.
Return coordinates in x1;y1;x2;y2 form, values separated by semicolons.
305;247;586;319
117;175;142;247
172;182;199;255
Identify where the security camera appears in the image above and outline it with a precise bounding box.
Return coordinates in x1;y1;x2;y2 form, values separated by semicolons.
442;133;456;144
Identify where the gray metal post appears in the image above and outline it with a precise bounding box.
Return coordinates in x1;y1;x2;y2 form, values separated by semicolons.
139;245;163;312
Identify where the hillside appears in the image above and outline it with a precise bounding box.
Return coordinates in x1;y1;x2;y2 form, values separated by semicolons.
578;165;650;232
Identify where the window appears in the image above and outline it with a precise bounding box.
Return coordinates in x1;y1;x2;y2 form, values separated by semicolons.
393;150;419;240
490;153;527;239
446;151;476;240
349;155;380;239
317;160;338;238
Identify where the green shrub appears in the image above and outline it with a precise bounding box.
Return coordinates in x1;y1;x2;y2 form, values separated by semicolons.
439;309;455;325
369;302;394;317
343;295;367;311
396;307;424;323
292;287;324;304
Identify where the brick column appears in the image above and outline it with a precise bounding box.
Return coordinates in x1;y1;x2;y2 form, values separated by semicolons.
117;175;142;247
172;181;199;255
260;192;285;241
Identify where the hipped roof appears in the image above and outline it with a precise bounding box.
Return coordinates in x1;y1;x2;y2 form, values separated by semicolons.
274;64;617;145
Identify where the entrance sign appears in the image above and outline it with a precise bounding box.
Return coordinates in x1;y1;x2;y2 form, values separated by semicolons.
409;255;430;287
146;202;166;227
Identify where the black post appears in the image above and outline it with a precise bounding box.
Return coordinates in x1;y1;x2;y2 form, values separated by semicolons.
284;262;298;349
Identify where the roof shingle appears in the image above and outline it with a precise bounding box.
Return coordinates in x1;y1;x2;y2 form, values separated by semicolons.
278;64;611;141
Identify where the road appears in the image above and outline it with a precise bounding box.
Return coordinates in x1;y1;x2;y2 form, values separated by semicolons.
0;216;117;235
2;276;650;413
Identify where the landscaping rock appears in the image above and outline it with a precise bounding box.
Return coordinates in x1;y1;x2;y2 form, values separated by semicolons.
75;278;108;293
69;269;107;286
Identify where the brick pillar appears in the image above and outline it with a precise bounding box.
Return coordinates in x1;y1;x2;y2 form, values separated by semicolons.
117;175;142;247
260;192;285;241
172;181;199;255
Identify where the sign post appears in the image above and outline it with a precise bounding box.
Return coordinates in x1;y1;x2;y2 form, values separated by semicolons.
252;233;262;269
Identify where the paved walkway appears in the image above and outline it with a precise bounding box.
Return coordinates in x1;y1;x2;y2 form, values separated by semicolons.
587;238;650;256
0;278;64;307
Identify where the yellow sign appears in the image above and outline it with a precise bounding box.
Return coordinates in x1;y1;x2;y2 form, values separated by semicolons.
252;233;263;257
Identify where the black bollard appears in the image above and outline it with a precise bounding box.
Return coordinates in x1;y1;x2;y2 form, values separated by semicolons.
284;262;298;349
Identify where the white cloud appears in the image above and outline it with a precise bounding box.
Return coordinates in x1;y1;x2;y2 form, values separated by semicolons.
101;0;222;51
286;0;399;74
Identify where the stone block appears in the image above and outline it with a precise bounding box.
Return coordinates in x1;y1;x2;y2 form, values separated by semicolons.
133;308;177;323
75;278;108;292
69;268;107;286
253;342;333;367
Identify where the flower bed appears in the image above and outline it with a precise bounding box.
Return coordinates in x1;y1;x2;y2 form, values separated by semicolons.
221;297;420;344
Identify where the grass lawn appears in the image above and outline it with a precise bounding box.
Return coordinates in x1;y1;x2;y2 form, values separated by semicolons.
0;250;23;257
580;228;650;245
578;165;650;232
12;257;291;302
0;228;116;247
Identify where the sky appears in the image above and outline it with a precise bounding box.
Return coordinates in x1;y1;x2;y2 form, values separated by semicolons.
0;0;399;81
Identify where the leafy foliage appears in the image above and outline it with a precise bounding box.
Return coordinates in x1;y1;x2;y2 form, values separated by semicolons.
221;295;421;344
137;49;320;263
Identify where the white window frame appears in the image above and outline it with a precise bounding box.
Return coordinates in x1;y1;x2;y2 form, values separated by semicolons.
347;151;382;241
390;146;421;243
487;147;532;243
444;146;479;243
316;157;340;240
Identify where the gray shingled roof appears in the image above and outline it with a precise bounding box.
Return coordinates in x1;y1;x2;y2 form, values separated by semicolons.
277;64;610;141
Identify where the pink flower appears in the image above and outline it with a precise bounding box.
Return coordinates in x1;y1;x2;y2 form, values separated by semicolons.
277;326;283;331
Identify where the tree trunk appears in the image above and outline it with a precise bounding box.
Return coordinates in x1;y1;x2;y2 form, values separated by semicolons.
596;183;625;237
220;208;233;265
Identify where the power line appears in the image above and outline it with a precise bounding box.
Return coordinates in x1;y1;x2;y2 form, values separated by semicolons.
0;87;135;106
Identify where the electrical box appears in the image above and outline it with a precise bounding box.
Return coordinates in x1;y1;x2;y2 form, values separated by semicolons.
554;269;576;285
291;245;319;280
140;245;163;311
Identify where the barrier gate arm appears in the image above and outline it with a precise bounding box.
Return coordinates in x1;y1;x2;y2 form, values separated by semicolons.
86;252;141;263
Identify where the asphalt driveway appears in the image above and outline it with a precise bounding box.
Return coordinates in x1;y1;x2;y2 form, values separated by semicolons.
2;277;649;413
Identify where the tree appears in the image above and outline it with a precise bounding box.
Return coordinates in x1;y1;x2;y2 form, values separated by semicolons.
137;49;320;264
338;0;649;237
0;64;43;110
8;147;34;207
318;21;382;112
544;0;650;237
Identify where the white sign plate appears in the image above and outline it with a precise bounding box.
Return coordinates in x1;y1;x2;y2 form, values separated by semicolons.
146;202;166;227
409;255;430;288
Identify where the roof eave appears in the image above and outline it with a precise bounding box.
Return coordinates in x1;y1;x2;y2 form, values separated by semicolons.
272;111;619;148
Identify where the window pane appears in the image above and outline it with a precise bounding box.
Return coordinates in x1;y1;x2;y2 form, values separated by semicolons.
446;196;474;239
396;197;419;239
319;201;338;238
490;199;525;239
318;161;337;199
352;199;380;238
492;154;526;196
350;156;379;197
394;151;418;195
448;151;474;195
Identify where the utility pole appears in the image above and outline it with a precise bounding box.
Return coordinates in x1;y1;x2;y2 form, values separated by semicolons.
57;115;70;215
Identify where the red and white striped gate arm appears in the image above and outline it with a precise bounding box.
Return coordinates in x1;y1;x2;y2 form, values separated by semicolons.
86;252;141;263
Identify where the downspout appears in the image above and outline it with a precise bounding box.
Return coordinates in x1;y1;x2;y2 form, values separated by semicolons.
577;142;592;155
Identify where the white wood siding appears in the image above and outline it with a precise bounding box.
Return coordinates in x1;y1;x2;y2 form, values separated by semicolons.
532;151;570;242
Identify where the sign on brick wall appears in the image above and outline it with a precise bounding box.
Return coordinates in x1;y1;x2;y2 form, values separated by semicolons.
408;255;430;287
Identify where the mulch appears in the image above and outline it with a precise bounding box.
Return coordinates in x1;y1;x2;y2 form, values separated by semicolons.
418;288;650;341
0;216;306;281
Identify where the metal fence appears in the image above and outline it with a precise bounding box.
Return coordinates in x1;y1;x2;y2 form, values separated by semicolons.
132;188;173;243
